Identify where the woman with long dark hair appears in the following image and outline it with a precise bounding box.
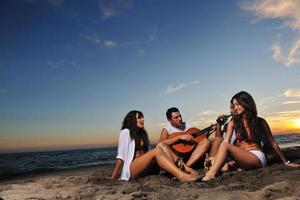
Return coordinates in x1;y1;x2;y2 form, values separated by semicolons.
108;110;198;181
202;91;299;181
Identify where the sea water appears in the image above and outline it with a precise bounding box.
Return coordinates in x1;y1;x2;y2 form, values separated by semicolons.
0;133;299;177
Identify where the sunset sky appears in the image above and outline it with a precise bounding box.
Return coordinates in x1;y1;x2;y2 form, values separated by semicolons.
1;0;300;153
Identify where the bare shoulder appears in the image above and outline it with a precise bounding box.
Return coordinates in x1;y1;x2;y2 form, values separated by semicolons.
159;128;169;141
160;128;169;135
227;120;234;127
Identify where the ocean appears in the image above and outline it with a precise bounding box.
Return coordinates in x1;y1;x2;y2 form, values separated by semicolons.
1;134;300;178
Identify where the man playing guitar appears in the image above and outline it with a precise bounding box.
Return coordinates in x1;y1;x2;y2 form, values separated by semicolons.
159;107;212;169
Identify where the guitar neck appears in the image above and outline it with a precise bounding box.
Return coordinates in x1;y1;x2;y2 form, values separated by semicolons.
191;124;214;137
189;114;230;138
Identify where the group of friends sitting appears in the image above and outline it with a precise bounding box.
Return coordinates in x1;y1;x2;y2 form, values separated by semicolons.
108;91;300;182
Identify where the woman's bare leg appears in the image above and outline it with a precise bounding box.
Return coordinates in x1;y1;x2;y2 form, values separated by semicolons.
209;136;223;157
156;142;179;162
157;143;198;175
186;138;210;167
202;142;262;181
209;124;223;157
130;146;198;181
204;136;223;170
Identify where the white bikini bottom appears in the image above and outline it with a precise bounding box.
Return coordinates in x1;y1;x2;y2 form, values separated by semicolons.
249;150;267;167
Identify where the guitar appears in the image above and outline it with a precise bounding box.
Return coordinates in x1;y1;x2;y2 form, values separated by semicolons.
170;114;231;154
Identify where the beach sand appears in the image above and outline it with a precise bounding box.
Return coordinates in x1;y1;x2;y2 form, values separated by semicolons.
0;147;299;200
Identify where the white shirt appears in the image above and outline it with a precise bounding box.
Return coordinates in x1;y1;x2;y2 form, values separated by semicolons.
116;129;135;181
164;122;195;135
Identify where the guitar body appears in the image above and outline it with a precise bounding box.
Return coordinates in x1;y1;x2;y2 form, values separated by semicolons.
170;127;207;154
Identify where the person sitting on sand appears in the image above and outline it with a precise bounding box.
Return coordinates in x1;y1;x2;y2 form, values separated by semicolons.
208;102;237;158
202;91;300;181
108;110;199;181
159;107;211;169
204;102;237;171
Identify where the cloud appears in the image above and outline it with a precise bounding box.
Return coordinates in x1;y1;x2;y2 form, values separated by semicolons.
271;43;282;61
102;40;118;48
156;122;168;127
265;110;300;132
26;0;65;7
122;27;156;54
47;60;80;69
257;89;300;112
257;93;298;111
258;96;276;106
190;115;220;129
98;0;133;20
138;49;145;55
282;100;300;104
241;0;300;66
271;39;300;66
285;38;300;66
257;89;300;132
196;110;218;116
242;0;300;30
81;27;156;54
123;26;158;47
283;89;300;97
81;33;118;49
164;81;199;94
277;110;300;115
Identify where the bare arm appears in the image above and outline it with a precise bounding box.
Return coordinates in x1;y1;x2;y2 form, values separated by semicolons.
159;128;179;145
108;159;124;180
214;123;222;138
262;118;300;167
223;120;234;144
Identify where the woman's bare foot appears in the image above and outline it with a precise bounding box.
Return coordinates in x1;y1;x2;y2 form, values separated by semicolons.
175;157;198;175
221;160;238;172
201;172;215;182
221;163;230;172
178;172;199;182
183;164;198;175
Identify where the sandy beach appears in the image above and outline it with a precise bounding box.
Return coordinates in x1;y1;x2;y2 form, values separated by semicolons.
0;147;299;200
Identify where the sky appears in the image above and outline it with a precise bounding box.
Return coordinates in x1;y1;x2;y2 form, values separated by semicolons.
1;0;300;153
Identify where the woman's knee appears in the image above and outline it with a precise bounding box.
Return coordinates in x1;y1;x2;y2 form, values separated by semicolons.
154;143;165;154
156;141;169;150
205;138;211;145
156;142;173;156
219;141;230;150
198;138;210;147
214;137;223;144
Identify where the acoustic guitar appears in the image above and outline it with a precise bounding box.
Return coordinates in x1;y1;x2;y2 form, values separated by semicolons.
170;114;231;154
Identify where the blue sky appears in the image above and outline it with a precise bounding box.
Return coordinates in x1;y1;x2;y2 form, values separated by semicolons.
1;0;300;153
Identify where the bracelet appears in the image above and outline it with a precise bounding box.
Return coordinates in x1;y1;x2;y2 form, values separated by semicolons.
285;160;290;165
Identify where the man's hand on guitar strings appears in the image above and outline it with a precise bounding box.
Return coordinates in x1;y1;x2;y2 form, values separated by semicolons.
209;123;217;133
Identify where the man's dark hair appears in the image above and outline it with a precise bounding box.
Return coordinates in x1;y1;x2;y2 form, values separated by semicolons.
166;107;179;120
